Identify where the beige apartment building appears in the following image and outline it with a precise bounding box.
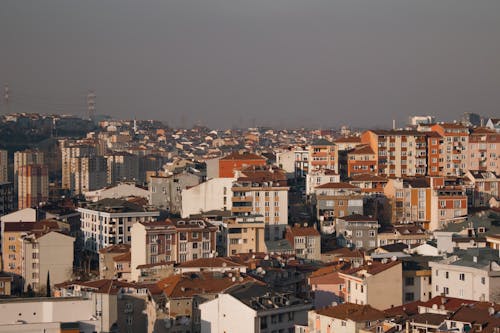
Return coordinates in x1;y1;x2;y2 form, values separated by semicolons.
17;164;49;209
226;215;266;255
60;140;98;190
14;149;44;192
0;150;8;183
285;225;321;261
232;166;289;241
431;123;469;176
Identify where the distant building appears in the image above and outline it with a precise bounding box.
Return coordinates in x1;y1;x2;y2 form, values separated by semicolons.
17;164;49;209
181;177;234;218
0;182;14;216
0;150;8;183
347;144;377;177
14;149;44;193
70;156;108;195
217;151;267;178
308;138;338;173
149;170;201;214
409;115;435;126
306;169;340;196
105;152;140;185
85;182;149;202
226;215;266;256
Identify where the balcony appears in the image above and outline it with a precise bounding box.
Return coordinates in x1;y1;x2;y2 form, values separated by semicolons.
232;196;253;203
232;206;253;213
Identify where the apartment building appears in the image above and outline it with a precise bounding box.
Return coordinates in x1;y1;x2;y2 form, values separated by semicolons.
70;156;108;195
148;170;201;213
336;214;379;250
85;182;149;202
308;138;338;173
347;145;377;177
339;260;403;310
313;182;363;231
430;123;469;176
377;223;429;247
401;258;433;303
226;215;266;256
308;303;385;333
78;198;159;253
384;177;467;231
216;151;267;178
231;166;289;241
0;182;14;216
170;219;217;264
181;177;235;218
60;141;98;190
14;149;44;192
200;283;311;333
465;170;499;208
275;146;309;179
429;248;500;302
17;164;49;209
98;243;131;280
335;136;362;179
21;231;74;292
306;169;340;196
467;128;498;173
0;272;12;296
105;152;140;185
361;130;428;177
285;224;321;261
349;174;387;195
130;220;177;281
0;150;7;183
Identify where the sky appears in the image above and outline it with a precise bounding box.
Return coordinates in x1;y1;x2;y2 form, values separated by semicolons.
0;0;499;129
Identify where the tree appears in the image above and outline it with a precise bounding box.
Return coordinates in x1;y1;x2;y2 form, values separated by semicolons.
46;271;51;297
26;284;35;297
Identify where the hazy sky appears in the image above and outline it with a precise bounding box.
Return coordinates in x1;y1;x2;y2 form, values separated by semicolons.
1;0;499;128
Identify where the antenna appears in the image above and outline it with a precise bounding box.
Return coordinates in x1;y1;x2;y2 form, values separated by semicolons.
87;91;96;120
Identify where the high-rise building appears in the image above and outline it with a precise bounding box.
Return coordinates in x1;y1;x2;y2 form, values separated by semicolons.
105;152;140;185
70;156;107;194
18;164;49;209
14;149;44;192
60;140;98;190
0;150;8;183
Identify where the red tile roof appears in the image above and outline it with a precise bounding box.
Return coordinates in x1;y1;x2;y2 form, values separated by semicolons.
316;303;385;321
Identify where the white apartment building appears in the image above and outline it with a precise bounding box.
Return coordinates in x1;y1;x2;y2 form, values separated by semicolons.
200;284;311;333
429;248;500;303
78;198;159;253
306;169;340;196
181;177;234;218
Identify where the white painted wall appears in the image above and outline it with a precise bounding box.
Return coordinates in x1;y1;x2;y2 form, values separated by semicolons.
181;178;234;218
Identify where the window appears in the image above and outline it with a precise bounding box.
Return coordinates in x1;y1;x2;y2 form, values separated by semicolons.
443;287;449;295
192;232;199;239
192;242;198;249
445;272;449;279
405;277;414;286
481;277;486;285
459;273;465;281
405;293;414;302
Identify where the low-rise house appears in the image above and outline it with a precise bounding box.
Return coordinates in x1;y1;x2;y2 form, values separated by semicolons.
339;260;403;310
200;283;312;333
465;170;500;208
174;257;247;275
308;303;385;333
377;223;429;247
309;265;346;308
226;214;266;255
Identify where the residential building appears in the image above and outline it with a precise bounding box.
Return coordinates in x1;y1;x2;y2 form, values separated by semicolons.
105;152;140;185
361;130;428;177
0;272;12;296
465;170;499;208
18;164;49;209
60;141;98;190
430;123;469;176
384;177;467;231
377;223;429;247
200;283;311;333
0;150;7;183
70;156;108;195
349;174;387;195
98;243;131;280
149;170;201;213
429;248;500;302
336;214;379;250
306;169;340;196
85;182;149;202
313;182;363;232
153;272;259;333
21;231;74;293
486;117;500;132
231;166;289;240
0;182;14;216
217;151;267;178
467;127;499;174
308;138;338;172
339;260;403;310
14;149;44;192
309;266;346;308
170;218;217;263
409;115;435;126
77;198;159;253
181;177;234;218
285;224;321;260
226;215;266;256
347;145;377;177
276;146;309;179
308;303;385;333
130;220;177;281
401;258;433;303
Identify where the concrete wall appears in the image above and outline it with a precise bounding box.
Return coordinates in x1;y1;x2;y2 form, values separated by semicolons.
181;178;234;218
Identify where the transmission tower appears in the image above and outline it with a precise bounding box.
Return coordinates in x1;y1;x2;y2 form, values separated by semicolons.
87;91;96;120
3;84;9;114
